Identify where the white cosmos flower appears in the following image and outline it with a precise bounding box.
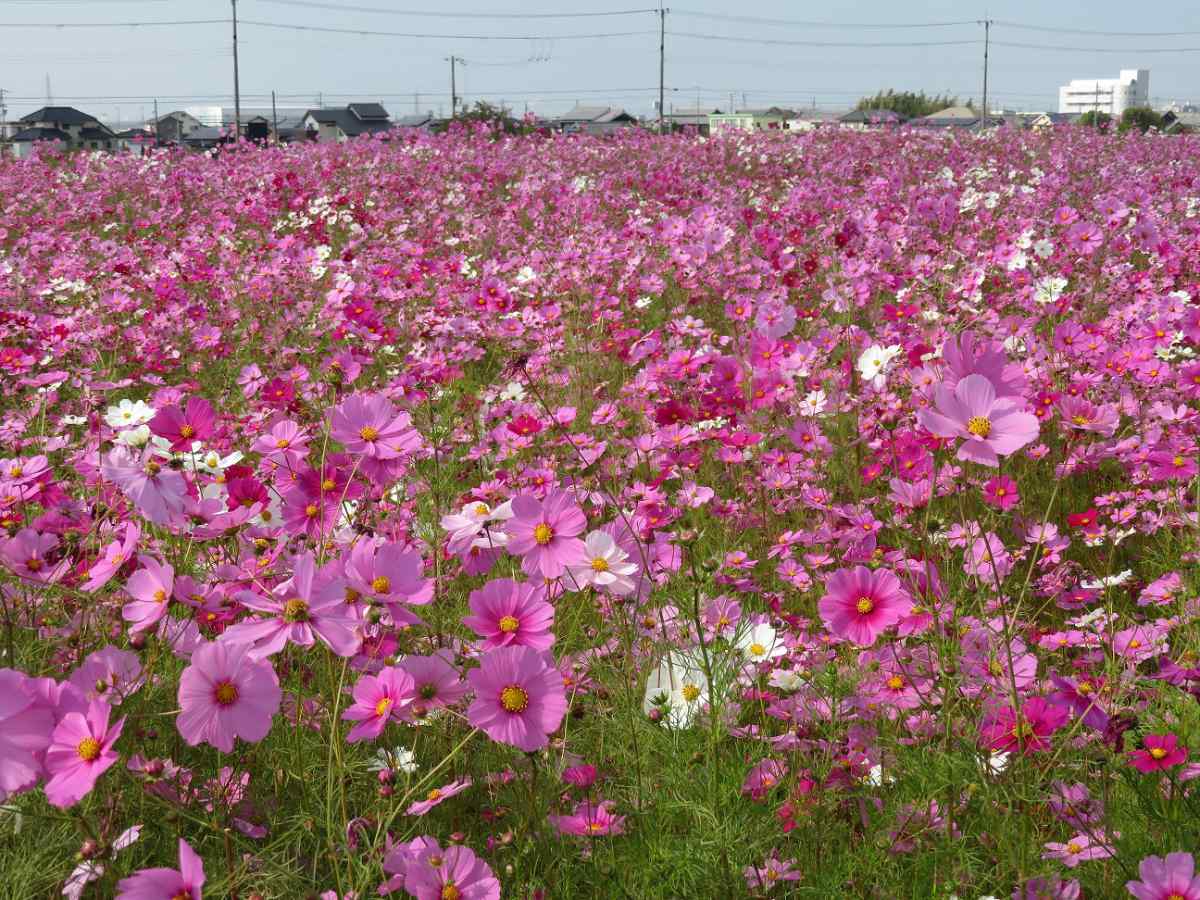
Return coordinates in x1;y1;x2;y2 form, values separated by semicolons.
1033;238;1054;259
498;382;526;403
115;424;152;448
104;399;155;429
856;344;902;390
1034;275;1068;305
643;650;708;729
441;500;512;554
736;622;787;664
798;389;827;417
367;745;418;774
767;668;803;692
183;443;244;475
566;530;638;595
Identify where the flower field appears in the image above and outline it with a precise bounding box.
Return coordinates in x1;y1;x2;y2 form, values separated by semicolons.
1;125;1200;899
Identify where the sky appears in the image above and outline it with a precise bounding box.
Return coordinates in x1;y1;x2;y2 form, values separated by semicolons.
1;0;1199;125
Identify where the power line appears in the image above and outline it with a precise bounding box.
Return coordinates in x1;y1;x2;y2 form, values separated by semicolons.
671;9;978;29
253;0;657;18
995;20;1200;37
667;30;980;48
0;18;225;26
994;40;1200;53
240;19;652;40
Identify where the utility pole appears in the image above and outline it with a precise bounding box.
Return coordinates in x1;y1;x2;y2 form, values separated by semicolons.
978;18;991;130
272;89;279;142
658;4;667;134
153;97;159;148
0;88;7;147
231;0;242;139
447;55;459;118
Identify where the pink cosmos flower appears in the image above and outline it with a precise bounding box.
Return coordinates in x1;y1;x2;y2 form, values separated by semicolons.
919;374;1039;467
982;475;1020;510
940;331;1025;398
343;540;432;627
101;446;189;526
504;490;588;579
818;566;913;646
80;522;140;592
466;645;568;752
404;844;500;900
43;699;124;808
329;392;421;460
405;776;472;816
462;578;555;651
1129;734;1188;773
1127;851;1200;900
68;646;143;706
115;838;205;900
398;651;469;719
743;855;802;894
342;667;416;743
0;669;55;799
177;640;282;753
148;395;216;451
225;552;360;659
741;758;788;801
0;527;66;583
980;697;1068;754
548;800;626;836
1042;831;1116;868
122;555;175;635
565;530;639;595
250;418;309;467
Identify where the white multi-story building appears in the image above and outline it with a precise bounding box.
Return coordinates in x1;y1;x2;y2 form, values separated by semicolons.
1058;69;1150;116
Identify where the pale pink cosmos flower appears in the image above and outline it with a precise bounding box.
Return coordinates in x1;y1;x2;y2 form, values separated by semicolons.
397;651;469;719
101;445;189;526
467;646;568;752
225;552;360;659
342;540;432;628
548;800;626;836
67;646;143;706
504;490;588;579
115;838;205;900
1042;831;1116;868
404;843;500;900
80;522;140;593
43;699;125;808
818;566;913;646
462;578;555;651
122;555;175;635
1127;851;1200;900
329;392;421;460
0;528;67;583
566;530;639;595
919;373;1039;467
342;667;416;743
441;499;512;555
177;640;282;753
405;776;472;816
0;669;55;799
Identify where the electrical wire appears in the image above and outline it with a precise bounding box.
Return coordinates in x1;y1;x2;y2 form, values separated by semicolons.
240;19;652;40
667;30;980;48
671;9;978;29
0;18;226;26
994;40;1200;53
994;20;1200;38
252;0;658;19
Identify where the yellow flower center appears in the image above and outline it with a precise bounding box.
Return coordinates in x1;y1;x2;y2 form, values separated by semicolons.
10;466;22;478
587;821;606;833
179;424;195;439
275;438;290;449
283;598;310;622
427;788;442;801
681;683;702;703
1174;455;1186;467
145;461;161;476
371;576;391;594
886;675;904;690
855;596;874;615
345;588;360;604
214;680;238;706
25;558;42;572
441;885;460;900
1150;747;1168;760
498;615;520;633
966;416;992;438
1071;414;1089;426
533;522;554;545
500;685;529;713
359;426;379;442
76;737;102;762
1077;681;1093;694
153;589;167;603
304;503;319;518
321;478;336;492
474;503;490;516
375;697;393;717
591;557;609;572
1066;842;1083;855
749;643;766;657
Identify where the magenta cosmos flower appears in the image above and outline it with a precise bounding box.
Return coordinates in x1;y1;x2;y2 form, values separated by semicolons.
405;776;473;816
462;578;555;651
504;490;587;579
404;844;500;900
177;640;282;753
0;669;55;798
980;696;1068;754
467;646;568;752
122;555;174;636
548;800;626;837
1127;851;1200;900
818;566;912;646
43;699;124;808
1129;733;1188;773
115;838;204;900
329;392;421;460
918;373;1039;467
225;552;360;659
342;666;416;743
148;395;216;451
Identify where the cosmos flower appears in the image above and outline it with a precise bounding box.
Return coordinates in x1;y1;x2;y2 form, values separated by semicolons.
1129;734;1188;773
43;699;124;808
329;392;421;460
176;640;282;753
342;667;416;744
918;374;1039;467
1126;852;1200;900
121;555;175;635
818;566;913;646
565;530;639;595
466;646;567;752
504;490;588;579
148;396;216;451
404;777;472;816
462;578;555;651
643;650;709;730
115;839;205;900
548;800;626;836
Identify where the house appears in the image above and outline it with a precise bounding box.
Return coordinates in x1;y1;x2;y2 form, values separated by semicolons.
914;105;981;129
786;110;844;131
392;113;436;133
151;110;203;144
708;107;795;134
1029;112;1081;132
11;106;114;156
302;103;392;142
182;126;228;151
838;108;907;129
553;105;638;135
664;107;717;135
113;128;154;154
1162;110;1200;134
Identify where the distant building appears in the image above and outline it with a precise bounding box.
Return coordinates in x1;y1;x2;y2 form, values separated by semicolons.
786;110;844;131
838;108;907;129
664;107;717;135
11;106;114;157
1162;110;1200;134
913;105;981;129
1058;69;1149;116
708;108;795;134
151;110;204;144
302;103;392;142
553;105;638;135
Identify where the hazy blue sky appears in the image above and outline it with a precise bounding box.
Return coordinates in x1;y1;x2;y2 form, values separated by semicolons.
1;0;1198;124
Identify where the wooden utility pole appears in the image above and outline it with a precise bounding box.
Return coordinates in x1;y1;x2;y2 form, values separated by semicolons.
658;4;667;134
272;90;279;142
978;18;992;130
232;0;242;138
447;56;459;118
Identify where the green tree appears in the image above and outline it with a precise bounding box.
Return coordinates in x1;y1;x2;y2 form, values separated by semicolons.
1118;106;1163;134
855;89;958;119
1078;110;1113;130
